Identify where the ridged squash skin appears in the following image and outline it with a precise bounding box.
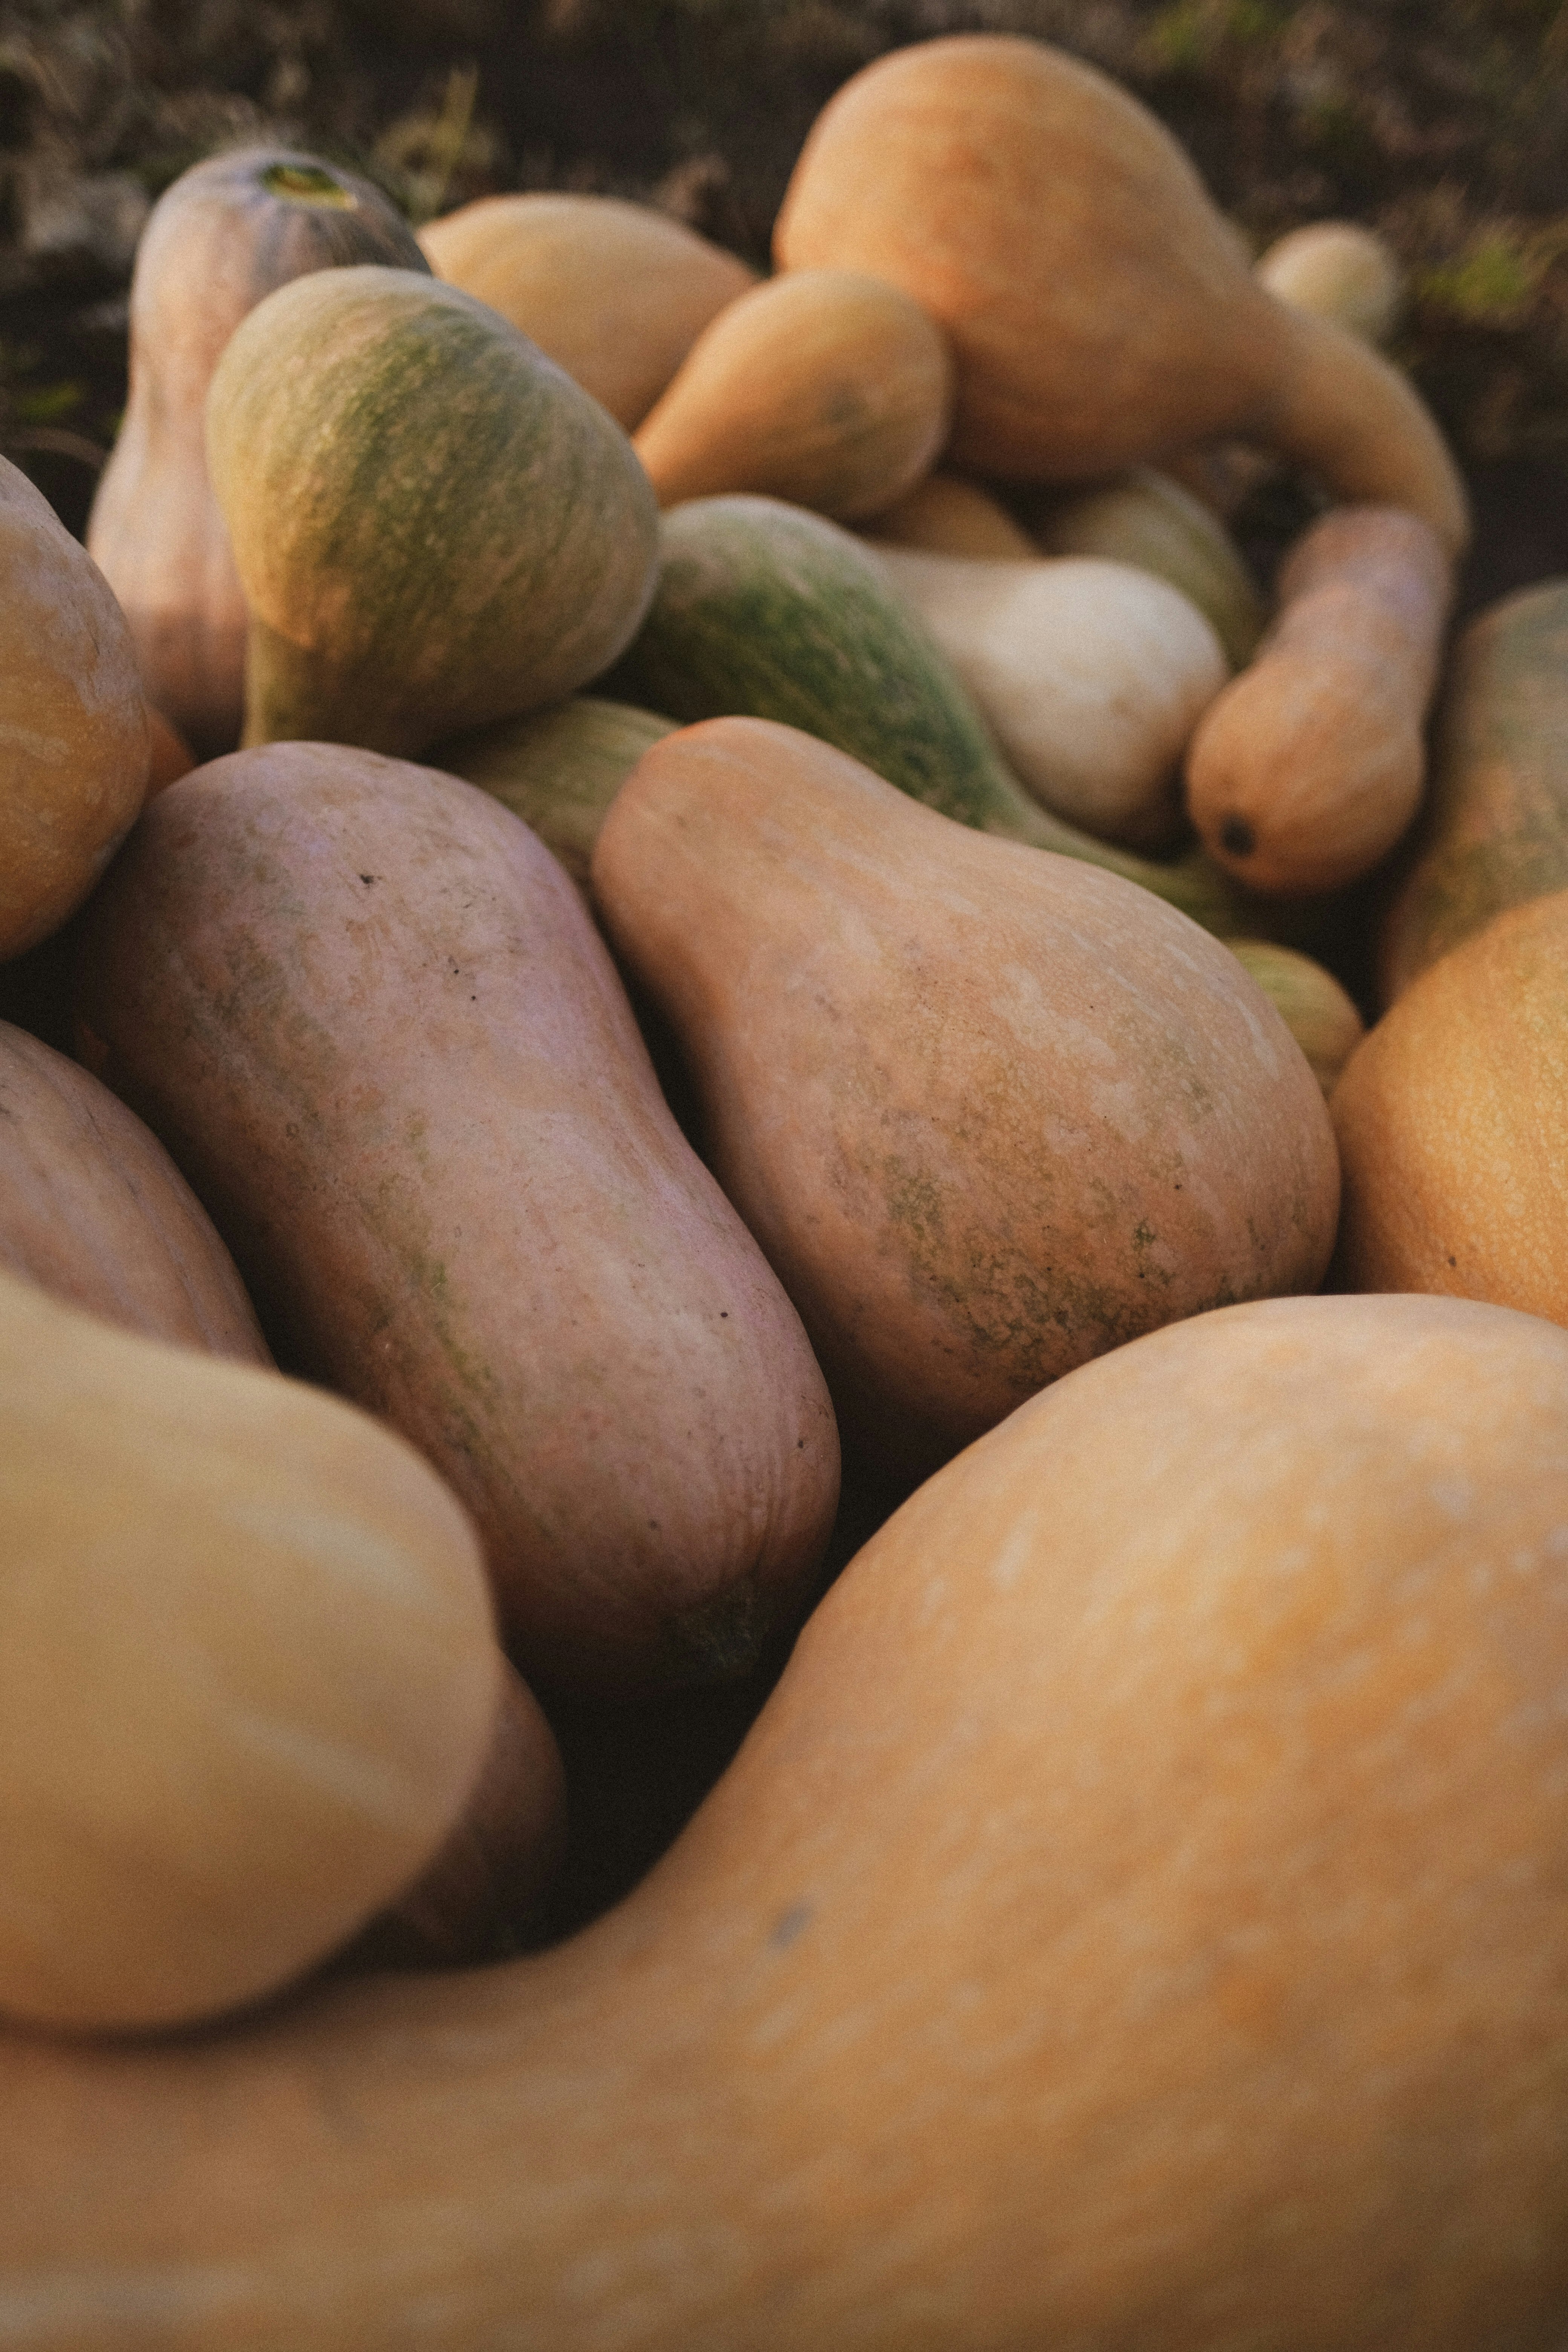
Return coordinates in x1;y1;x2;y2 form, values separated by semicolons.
1333;888;1568;1318
592;717;1339;1467
435;695;678;895
1378;579;1568;1006
73;741;839;1692
205;266;660;757
0;1020;270;1360
0;458;149;960
0;1267;508;2034
7;1292;1568;2349
86;146;431;759
774;35;1468;553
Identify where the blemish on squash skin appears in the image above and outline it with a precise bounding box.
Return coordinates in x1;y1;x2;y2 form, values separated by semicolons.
770;1901;813;1951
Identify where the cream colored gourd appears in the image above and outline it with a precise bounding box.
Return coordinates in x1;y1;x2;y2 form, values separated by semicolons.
205;267;659;757
435;696;679;895
0;1266;533;2032
872;542;1228;846
418;191;757;430
0;456;148;960
1223;938;1365;1096
86;146;431;758
8;1292;1568;2347
774;35;1468;554
1022;465;1267;670
1187;504;1453;893
632;268;954;519
1256;219;1405;346
863;470;1040;559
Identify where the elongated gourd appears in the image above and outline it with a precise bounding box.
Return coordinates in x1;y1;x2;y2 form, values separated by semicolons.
612;493;1252;935
1186;504;1453;894
8;1291;1568;2347
0;1266;525;2033
86;145;432;759
435;696;679;894
74;741;839;1692
592;716;1338;1467
0;458;148;961
418;191;757;430
205;266;660;757
774;35;1469;554
872;542;1228;848
0;1020;269;1360
1332;888;1568;1317
1377;579;1568;1006
632;268;954;519
1021;464;1267;670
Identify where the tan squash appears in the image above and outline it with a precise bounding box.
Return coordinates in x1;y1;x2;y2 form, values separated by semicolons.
773;35;1469;554
1377;579;1568;1006
0;1020;269;1360
0;1266;524;2033
1187;504;1453;894
435;695;679;896
86;145;431;759
8;1289;1568;2347
592;716;1338;1470
633;267;953;519
206;266;660;758
74;740;839;1692
1332;888;1568;1317
1223;937;1366;1096
872;542;1228;847
862;469;1040;560
1256;218;1406;347
0;456;149;961
418;191;757;431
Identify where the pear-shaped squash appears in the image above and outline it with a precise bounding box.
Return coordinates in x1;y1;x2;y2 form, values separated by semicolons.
592;716;1338;1467
9;1292;1568;2347
0;456;148;960
1021;464;1266;671
419;191;756;430
206;266;660;757
86;146;431;759
633;268;953;519
74;741;839;1692
0;1266;525;2033
774;35;1468;553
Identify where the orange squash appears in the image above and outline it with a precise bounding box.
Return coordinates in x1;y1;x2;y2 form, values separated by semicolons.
592;716;1338;1469
7;1290;1568;2346
774;35;1468;554
86;146;431;759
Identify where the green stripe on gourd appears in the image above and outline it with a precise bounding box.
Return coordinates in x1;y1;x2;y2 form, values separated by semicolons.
435;697;679;894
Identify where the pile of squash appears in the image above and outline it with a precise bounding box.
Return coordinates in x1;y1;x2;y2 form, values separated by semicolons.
5;32;1568;2349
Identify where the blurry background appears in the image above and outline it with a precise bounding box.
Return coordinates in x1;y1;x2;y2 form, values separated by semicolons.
0;0;1564;615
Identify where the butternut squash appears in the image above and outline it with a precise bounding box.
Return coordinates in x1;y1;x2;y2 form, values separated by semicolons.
862;469;1039;560
0;1020;269;1360
1332;888;1568;1317
872;542;1229;848
86;145;431;759
434;695;678;896
592;716;1338;1469
74;741;839;1692
0;1266;519;2033
418;191;756;431
773;35;1469;554
633;268;953;519
1187;504;1453;893
1020;464;1267;671
1377;579;1568;1006
8;1290;1568;2347
1256;219;1406;347
0;458;149;962
205;266;660;757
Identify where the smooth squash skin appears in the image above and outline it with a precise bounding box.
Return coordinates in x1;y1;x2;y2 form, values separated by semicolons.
1255;219;1405;347
1332;889;1568;1318
418;191;757;431
773;35;1469;555
862;470;1040;560
592;717;1339;1468
0;1021;270;1361
0;1267;513;2034
6;1291;1568;2347
434;694;680;896
73;741;839;1692
0;457;149;961
206;266;660;757
1377;579;1568;1006
86;146;432;759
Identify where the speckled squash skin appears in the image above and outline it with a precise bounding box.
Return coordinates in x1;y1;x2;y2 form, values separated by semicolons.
206;266;660;758
592;716;1339;1467
73;741;839;1692
6;1292;1568;2349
